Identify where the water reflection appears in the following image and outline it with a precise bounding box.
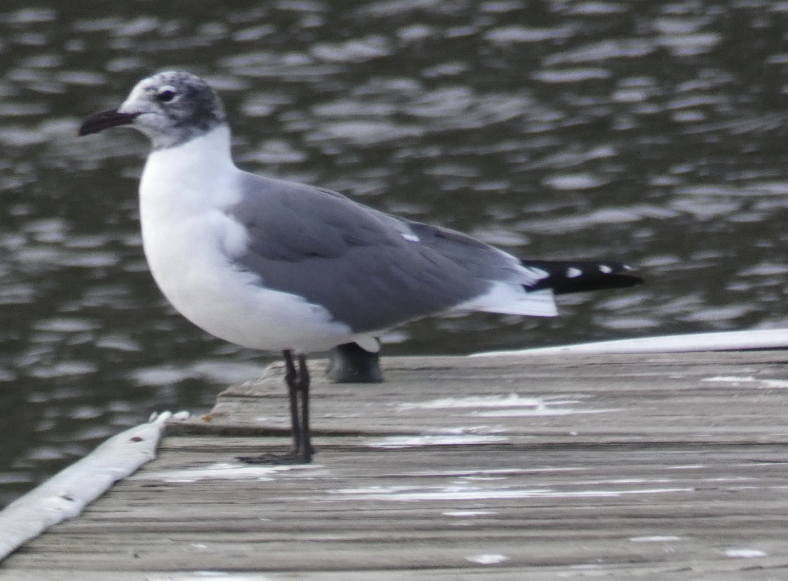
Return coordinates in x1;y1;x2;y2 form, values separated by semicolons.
2;0;788;505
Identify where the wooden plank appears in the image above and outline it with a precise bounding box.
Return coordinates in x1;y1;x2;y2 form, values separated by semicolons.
171;352;788;443
1;352;788;578
5;442;788;574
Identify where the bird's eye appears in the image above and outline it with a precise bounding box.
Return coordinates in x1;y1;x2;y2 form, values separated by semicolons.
156;89;176;103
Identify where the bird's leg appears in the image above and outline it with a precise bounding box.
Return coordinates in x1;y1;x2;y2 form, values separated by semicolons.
238;350;313;465
284;350;303;454
296;354;312;462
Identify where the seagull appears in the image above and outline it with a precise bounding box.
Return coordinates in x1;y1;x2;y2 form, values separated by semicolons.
79;71;642;464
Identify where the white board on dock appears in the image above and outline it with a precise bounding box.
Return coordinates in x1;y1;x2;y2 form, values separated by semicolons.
474;328;788;357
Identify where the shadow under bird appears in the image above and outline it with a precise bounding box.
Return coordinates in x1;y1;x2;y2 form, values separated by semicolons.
79;71;643;464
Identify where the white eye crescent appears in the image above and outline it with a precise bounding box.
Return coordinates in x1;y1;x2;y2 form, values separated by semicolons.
155;86;178;103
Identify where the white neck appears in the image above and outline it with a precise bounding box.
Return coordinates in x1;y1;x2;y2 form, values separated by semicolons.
139;125;239;218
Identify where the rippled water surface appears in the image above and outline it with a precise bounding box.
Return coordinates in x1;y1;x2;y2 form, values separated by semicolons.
2;0;788;504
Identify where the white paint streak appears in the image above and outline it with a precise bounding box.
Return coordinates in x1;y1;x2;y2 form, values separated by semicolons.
144;461;327;483
443;510;496;517
184;574;275;581
466;554;509;565
331;486;693;502
401;394;572;410
702;376;788;388
400;394;620;418
475;407;621;417
367;435;509;448
725;548;767;558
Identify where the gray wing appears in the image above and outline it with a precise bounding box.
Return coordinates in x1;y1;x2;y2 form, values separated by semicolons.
227;173;524;333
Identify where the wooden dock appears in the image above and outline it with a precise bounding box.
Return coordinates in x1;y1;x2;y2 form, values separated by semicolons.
2;351;788;579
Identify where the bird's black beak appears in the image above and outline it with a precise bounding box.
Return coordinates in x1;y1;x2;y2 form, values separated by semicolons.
78;109;139;136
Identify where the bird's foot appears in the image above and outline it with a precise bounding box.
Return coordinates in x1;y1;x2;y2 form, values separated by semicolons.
238;449;313;465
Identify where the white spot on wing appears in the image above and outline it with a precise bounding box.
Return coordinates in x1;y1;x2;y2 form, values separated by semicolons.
390;218;420;242
599;264;613;273
567;267;583;278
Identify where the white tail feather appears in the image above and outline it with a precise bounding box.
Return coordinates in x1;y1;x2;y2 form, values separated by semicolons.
455;284;558;317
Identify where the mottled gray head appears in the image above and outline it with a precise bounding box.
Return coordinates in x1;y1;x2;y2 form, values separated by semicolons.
79;71;227;150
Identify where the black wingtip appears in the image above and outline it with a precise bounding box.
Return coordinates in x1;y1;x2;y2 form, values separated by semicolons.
525;260;643;295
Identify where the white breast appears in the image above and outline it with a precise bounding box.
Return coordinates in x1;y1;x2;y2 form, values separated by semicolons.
137;127;355;352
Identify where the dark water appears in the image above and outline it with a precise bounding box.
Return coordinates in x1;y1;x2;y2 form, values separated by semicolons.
2;0;788;506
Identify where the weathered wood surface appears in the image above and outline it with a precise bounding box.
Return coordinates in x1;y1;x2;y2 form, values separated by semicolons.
2;351;788;579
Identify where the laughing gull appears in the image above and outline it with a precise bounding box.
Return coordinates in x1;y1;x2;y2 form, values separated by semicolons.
79;71;642;464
